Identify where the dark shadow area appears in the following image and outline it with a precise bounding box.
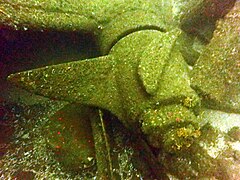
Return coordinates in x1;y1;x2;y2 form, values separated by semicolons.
0;27;100;77
0;26;100;162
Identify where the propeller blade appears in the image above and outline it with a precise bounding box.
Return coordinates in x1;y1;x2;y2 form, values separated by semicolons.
8;56;123;118
191;3;240;113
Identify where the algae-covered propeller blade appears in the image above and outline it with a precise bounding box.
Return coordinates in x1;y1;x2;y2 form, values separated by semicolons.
0;0;98;31
191;3;240;113
8;56;122;117
138;29;181;95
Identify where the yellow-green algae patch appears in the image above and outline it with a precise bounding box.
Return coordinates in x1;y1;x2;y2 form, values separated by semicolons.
141;104;201;152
